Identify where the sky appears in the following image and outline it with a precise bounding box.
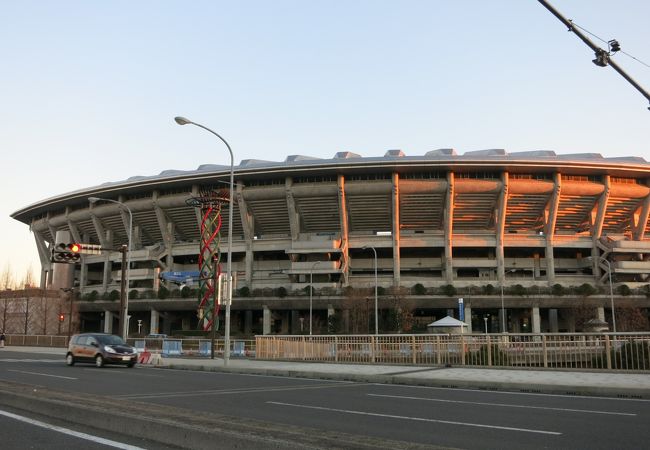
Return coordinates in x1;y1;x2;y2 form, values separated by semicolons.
1;0;649;286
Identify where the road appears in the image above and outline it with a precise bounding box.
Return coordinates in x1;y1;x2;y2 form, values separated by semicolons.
1;351;649;449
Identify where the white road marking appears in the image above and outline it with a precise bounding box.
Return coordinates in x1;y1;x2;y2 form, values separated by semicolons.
0;359;62;363
0;408;145;449
121;382;361;400
368;393;637;416
267;401;562;435
375;383;650;402
7;369;77;380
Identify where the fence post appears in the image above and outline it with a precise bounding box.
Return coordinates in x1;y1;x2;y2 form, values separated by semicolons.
487;335;492;367
370;335;376;363
412;335;417;365
436;335;442;365
605;335;612;370
460;334;466;366
542;335;548;368
335;336;339;362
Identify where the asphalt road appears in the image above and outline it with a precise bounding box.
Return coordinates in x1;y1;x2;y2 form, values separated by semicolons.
1;351;649;449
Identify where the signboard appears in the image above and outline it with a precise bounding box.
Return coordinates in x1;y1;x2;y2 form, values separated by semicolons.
458;298;464;321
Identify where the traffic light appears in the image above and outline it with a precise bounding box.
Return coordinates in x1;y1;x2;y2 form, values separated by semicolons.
51;243;81;263
58;313;65;322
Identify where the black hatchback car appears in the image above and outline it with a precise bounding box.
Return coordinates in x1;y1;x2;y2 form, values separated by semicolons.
66;333;137;368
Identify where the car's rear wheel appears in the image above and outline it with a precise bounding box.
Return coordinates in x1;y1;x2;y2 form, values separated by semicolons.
95;355;104;368
65;354;75;366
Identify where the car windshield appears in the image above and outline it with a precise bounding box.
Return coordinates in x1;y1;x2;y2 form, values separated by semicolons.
97;335;125;346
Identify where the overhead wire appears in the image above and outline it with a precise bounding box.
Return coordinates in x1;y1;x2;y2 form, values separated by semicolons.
570;20;650;69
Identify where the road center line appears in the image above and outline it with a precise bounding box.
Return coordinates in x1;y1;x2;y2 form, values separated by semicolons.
0;408;144;449
367;393;636;416
267;401;562;435
7;370;77;380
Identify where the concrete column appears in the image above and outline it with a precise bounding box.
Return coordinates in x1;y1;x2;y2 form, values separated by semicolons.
633;182;650;241
549;308;559;333
532;306;541;334
545;173;561;284
291;310;300;334
280;311;290;334
263;306;271;335
464;303;472;332
245;310;253;335
150;310;160;335
181;316;191;331
342;309;350;334
444;171;455;283
285;177;300;242
102;258;112;291
103;311;113;333
597;306;605;322
496;172;509;285
337;175;350;285
391;172;401;286
591;175;610;278
237;182;255;286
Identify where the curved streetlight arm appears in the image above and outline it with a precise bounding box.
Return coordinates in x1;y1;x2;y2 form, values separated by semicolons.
175;116;235;366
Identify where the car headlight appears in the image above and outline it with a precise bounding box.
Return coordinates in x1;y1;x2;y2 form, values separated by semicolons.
104;345;117;353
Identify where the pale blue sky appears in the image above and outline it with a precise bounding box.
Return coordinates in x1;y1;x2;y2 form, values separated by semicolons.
1;0;649;285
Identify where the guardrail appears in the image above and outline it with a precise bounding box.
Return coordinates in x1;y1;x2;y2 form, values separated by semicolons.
126;338;256;358
255;333;650;371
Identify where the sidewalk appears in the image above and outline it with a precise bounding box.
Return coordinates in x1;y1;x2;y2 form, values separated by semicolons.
4;346;650;398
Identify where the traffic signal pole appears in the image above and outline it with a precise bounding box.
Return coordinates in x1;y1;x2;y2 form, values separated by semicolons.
538;0;650;110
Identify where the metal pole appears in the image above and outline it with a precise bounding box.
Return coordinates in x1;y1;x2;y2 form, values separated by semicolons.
175;117;234;367
211;261;218;359
119;244;127;338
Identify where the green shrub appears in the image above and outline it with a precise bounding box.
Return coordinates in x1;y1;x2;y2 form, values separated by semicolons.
482;284;496;295
377;286;386;296
441;284;457;297
158;286;170;299
108;290;120;301
275;286;288;298
617;285;632;296
576;283;598;297
181;286;191;298
412;283;426;295
129;289;139;300
551;284;565;297
84;290;99;301
511;284;526;296
238;286;250;297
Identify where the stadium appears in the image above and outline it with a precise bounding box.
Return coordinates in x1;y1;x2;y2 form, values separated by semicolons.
11;148;650;336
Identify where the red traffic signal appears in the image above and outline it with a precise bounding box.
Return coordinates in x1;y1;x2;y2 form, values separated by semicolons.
58;314;65;322
69;243;80;253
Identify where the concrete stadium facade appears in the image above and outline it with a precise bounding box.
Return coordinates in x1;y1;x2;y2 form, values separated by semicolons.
12;148;650;336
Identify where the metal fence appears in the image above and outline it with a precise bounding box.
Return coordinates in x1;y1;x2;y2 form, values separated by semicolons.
255;333;650;371
1;334;69;348
126;338;256;358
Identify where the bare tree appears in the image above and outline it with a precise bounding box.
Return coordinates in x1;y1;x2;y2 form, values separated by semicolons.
21;265;36;289
0;265;15;290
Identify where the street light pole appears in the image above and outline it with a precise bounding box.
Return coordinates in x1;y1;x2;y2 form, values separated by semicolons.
309;261;321;335
88;197;132;340
362;246;378;335
175;116;234;366
598;257;617;333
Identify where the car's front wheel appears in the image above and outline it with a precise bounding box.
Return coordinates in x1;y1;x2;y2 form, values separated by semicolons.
127;361;135;368
65;354;75;366
95;355;104;368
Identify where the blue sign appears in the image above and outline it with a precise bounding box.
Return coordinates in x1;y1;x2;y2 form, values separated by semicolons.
458;298;464;321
